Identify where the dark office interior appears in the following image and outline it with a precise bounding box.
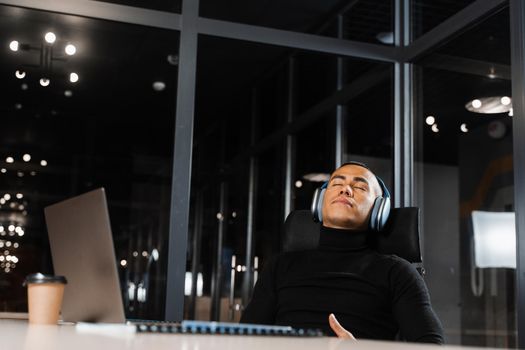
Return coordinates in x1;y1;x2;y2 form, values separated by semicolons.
1;0;524;348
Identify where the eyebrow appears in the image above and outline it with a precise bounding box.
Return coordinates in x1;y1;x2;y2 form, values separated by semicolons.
330;175;370;186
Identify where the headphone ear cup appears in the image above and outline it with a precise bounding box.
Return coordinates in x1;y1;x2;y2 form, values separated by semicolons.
369;196;391;231
311;187;326;222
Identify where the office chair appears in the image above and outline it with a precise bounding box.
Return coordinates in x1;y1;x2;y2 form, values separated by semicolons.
283;208;422;265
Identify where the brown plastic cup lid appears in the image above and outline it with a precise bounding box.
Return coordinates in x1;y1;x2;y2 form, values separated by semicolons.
23;273;67;286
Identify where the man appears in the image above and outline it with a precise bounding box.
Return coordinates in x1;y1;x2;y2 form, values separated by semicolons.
240;162;444;343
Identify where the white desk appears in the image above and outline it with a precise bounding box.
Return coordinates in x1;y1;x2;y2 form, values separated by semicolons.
0;319;487;350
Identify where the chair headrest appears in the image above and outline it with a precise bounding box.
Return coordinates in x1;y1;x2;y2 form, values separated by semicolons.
283;208;422;263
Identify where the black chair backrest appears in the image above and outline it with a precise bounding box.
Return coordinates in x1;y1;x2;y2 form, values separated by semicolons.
283;207;422;263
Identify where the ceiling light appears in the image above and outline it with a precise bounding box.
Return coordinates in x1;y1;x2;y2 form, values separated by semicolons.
295;180;303;188
466;96;512;114
69;72;79;83
302;173;331;182
152;81;166;92
22;154;31;162
40;160;48;166
4;194;10;201
40;78;50;87
167;54;179;65
17;171;24;177
376;31;394;45
431;124;439;133
65;44;76;55
0;169;6;174
44;32;56;44
16;193;23;199
64;90;73;97
0;199;5;205
120;259;127;267
9;40;19;51
488;66;497;79
501;96;511;106
6;157;14;163
15;103;22;110
15;70;25;79
425;116;435;125
21;83;28;90
151;249;159;261
8;225;14;232
460;123;468;133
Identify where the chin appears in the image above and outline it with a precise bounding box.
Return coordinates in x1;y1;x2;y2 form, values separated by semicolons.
324;215;363;230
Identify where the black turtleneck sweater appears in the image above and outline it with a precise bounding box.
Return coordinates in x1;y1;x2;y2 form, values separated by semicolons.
240;226;444;344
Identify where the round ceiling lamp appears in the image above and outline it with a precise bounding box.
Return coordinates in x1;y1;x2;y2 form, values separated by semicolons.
9;40;19;51
65;44;76;56
44;32;56;44
465;96;512;114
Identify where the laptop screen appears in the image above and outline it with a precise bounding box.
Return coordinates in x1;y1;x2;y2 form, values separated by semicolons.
45;188;125;323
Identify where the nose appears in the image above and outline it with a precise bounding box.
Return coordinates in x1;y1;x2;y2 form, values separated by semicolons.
339;184;353;197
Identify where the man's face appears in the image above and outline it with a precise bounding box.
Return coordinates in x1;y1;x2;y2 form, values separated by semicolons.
321;164;382;230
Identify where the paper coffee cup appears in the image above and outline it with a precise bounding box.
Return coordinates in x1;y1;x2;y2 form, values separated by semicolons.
24;273;67;325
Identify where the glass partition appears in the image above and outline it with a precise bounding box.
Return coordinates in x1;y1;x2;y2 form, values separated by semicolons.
414;7;514;347
412;0;477;39
0;5;179;320
200;0;393;45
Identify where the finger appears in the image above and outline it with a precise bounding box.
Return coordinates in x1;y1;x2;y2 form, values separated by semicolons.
328;314;356;340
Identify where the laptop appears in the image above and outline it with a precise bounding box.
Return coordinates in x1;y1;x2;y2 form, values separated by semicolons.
45;188;125;323
45;188;322;336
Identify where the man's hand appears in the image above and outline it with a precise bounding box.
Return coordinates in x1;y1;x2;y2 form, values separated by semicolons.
328;313;356;340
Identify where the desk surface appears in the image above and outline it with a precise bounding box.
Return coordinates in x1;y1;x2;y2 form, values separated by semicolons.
0;319;490;350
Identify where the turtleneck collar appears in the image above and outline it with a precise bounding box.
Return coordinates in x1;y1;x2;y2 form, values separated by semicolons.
318;225;370;251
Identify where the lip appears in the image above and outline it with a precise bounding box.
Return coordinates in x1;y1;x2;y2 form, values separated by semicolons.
331;197;353;207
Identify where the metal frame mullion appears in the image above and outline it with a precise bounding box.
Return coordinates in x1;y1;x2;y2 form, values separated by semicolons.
0;0;181;30
394;0;413;208
165;0;199;322
241;88;259;306
284;58;296;220
510;0;525;347
335;14;347;168
197;17;398;63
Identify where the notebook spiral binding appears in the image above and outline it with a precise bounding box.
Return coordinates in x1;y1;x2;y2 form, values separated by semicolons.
134;320;323;337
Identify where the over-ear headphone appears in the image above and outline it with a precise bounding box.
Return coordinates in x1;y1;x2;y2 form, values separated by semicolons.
311;162;391;232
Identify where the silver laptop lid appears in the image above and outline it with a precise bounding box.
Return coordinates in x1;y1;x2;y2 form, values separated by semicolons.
45;188;125;323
